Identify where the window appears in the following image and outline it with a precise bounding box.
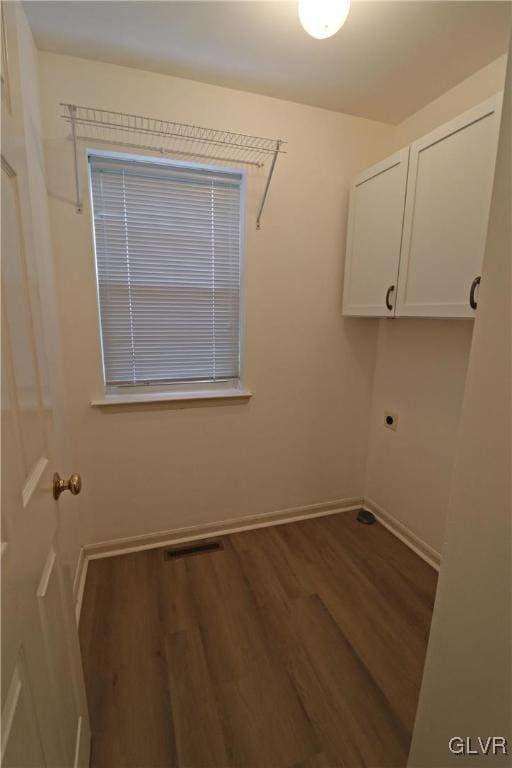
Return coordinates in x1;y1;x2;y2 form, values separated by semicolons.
88;152;244;398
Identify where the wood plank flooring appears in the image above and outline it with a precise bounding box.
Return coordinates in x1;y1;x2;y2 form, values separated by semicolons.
79;512;438;768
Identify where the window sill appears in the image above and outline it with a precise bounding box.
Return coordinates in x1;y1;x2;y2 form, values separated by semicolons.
91;388;252;407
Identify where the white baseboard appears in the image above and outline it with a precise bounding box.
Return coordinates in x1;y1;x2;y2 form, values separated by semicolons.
363;497;441;571
72;548;89;626
83;496;364;560
77;495;440;611
73;715;83;768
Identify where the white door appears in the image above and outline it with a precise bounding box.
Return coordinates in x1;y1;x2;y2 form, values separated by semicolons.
1;4;90;767
342;147;409;317
396;95;502;318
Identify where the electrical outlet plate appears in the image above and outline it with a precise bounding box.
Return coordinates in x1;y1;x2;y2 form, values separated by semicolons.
384;411;398;431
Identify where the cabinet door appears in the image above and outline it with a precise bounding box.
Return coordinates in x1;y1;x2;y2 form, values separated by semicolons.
396;95;502;318
342;148;409;317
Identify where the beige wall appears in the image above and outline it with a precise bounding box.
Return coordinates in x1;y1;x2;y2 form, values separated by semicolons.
364;55;507;555
409;42;511;766
38;51;394;546
395;54;507;148
38;47;507;555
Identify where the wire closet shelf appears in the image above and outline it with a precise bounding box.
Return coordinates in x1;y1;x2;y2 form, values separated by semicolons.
61;103;286;228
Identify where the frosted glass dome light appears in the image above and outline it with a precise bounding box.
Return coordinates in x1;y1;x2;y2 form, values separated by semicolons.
298;0;351;39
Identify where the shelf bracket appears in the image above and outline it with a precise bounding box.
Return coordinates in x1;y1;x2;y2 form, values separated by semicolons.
256;139;282;230
68;104;83;213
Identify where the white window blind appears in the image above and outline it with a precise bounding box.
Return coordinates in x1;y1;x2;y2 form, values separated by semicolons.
89;154;242;389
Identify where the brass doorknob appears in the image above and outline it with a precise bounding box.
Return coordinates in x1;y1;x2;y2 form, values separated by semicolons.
53;472;82;500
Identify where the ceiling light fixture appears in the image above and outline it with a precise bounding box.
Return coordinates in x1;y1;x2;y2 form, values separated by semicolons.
298;0;351;40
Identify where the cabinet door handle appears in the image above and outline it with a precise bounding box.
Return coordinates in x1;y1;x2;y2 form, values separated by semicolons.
469;276;481;310
385;285;395;311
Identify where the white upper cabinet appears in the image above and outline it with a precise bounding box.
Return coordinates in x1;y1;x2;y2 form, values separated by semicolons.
342;148;409;317
396;95;502;317
342;95;502;318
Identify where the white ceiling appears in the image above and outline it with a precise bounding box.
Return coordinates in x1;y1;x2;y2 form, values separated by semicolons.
24;1;510;124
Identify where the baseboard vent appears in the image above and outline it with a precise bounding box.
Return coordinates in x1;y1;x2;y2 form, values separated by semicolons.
164;540;224;560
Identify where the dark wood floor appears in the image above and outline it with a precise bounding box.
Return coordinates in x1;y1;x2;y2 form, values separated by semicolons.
79;512;438;768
